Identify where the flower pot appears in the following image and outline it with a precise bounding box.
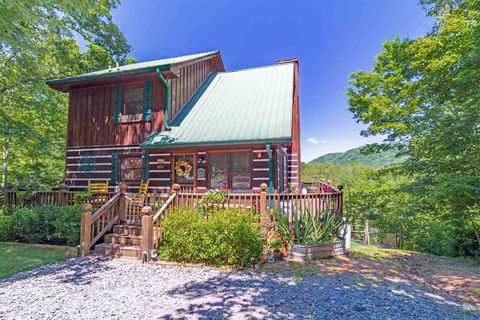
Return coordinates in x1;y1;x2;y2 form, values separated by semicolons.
290;242;345;261
273;249;284;261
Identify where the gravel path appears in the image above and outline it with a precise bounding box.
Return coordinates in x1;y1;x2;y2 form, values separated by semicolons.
0;257;478;319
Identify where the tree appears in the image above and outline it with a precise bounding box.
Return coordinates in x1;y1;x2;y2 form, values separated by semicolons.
0;1;134;189
347;0;480;255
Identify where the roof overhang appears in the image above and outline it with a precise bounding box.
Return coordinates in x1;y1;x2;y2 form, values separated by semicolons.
46;51;222;92
141;137;292;149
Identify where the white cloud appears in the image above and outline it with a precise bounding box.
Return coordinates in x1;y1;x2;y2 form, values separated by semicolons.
307;138;327;144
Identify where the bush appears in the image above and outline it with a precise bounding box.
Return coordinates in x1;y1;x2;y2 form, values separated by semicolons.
0;205;81;246
158;207;263;267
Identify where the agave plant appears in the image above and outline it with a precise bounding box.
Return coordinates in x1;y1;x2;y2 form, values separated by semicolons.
276;209;343;246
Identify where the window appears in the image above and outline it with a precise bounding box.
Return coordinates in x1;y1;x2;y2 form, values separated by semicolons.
122;86;144;119
173;154;195;185
120;156;142;182
209;152;251;190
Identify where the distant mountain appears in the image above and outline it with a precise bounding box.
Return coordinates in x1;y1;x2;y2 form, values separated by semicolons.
309;146;407;167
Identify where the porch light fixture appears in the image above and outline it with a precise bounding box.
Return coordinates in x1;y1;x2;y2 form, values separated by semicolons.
257;151;262;158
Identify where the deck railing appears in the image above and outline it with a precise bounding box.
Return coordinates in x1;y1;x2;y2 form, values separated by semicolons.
138;183;343;261
3;189;116;211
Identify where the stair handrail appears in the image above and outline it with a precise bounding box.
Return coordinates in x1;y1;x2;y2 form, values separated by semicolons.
152;192;177;222
141;185;181;260
91;192;122;223
80;185;127;256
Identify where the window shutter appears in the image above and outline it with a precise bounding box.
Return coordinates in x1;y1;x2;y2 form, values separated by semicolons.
141;151;149;180
111;153;118;184
114;85;121;124
143;80;153;121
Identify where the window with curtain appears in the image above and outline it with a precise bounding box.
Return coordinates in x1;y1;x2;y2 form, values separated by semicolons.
120;156;142;182
122;86;144;117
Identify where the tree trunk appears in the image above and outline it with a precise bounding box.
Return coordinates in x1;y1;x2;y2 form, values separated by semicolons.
1;139;9;189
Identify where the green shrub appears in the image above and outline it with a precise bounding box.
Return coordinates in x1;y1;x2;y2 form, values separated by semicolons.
0;209;12;241
1;205;81;246
158;207;263;267
73;192;93;206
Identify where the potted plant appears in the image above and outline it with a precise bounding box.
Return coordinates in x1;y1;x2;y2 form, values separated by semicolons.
268;238;284;261
276;210;346;261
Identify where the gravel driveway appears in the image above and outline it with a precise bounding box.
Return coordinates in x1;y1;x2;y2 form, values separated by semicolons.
0;257;478;319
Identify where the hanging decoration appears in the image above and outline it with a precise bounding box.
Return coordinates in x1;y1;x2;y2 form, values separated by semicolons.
175;159;192;177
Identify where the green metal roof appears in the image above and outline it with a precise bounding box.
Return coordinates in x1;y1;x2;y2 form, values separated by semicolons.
142;63;294;148
47;51;219;86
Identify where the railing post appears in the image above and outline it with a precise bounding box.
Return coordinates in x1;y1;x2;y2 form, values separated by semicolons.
259;183;267;216
172;183;180;206
141;206;153;262
259;183;271;239
118;184;128;222
58;183;67;205
80;203;93;256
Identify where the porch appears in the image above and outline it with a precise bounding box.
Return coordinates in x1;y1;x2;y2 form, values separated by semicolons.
3;182;343;259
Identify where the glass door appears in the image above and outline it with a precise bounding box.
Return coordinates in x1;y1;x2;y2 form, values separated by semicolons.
209;152;251;190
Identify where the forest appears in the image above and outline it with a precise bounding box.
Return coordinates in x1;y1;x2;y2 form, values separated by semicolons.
305;0;480;258
0;0;479;258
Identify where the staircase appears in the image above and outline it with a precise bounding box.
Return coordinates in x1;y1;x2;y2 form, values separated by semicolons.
94;222;144;259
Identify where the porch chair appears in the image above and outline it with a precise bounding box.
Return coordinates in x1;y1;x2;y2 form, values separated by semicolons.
137;179;149;203
87;180;109;207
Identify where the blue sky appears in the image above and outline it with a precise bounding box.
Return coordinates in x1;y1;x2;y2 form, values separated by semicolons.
110;0;432;161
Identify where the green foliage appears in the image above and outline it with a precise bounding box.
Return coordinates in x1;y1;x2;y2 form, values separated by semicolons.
345;0;480;257
268;238;282;250
0;1;135;190
158;207;263;267
309;146;407;167
202;188;229;205
276;210;343;246
73;192;93;205
0;205;81;246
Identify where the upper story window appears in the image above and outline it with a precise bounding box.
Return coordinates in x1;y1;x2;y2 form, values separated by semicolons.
122;85;144;121
114;80;152;124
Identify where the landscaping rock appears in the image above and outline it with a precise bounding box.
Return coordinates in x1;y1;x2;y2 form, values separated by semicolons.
0;256;478;319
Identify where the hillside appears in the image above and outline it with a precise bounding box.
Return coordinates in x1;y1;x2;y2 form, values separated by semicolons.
310;146;406;167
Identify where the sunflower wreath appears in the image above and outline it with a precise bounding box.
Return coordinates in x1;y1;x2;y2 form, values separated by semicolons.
175;159;192;177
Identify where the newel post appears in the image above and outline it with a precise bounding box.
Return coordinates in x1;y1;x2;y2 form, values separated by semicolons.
118;184;128;222
141;206;153;262
259;183;268;216
171;183;181;194
80;203;93;256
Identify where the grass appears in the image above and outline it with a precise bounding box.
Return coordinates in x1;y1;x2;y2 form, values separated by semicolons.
0;242;76;279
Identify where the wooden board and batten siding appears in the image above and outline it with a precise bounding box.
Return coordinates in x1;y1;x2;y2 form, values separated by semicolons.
64;54;224;191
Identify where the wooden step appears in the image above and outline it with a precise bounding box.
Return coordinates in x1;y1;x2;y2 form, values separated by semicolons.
94;243;143;258
104;233;142;246
113;224;142;236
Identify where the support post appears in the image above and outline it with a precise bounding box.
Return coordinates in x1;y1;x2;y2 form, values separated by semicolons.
364;220;370;246
141;206;153;262
80;203;93;256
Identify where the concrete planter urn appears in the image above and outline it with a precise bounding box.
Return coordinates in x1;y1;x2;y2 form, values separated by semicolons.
290;242;345;262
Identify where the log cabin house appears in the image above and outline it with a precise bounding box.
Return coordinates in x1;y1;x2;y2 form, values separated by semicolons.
47;51;301;194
